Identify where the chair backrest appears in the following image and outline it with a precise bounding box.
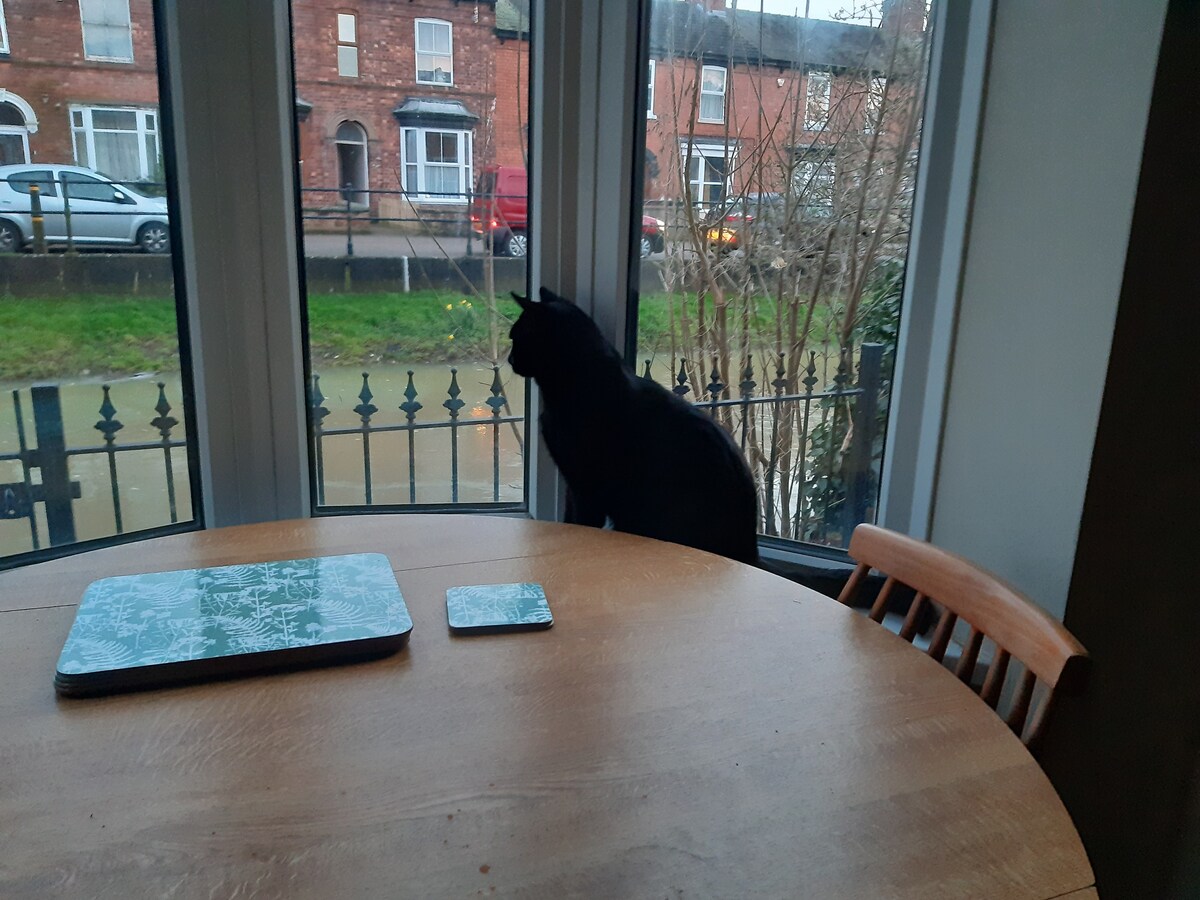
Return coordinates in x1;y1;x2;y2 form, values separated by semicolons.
837;524;1089;757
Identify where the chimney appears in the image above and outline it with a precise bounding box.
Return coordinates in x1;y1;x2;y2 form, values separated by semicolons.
881;0;927;33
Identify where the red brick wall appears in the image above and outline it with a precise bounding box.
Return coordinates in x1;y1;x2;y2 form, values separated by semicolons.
292;0;505;217
0;0;160;166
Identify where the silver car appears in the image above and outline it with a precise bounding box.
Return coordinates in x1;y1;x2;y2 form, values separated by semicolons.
0;164;170;253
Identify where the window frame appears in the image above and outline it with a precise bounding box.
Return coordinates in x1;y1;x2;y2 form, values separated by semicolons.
336;12;358;77
698;64;727;124
865;75;886;135
681;140;734;209
69;104;161;182
414;18;454;86
0;0;10;55
126;0;988;568
647;58;656;118
399;126;472;204
805;70;831;131
79;0;135;64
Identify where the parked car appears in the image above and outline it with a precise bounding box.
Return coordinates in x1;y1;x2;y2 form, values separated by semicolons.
704;192;786;252
470;164;664;258
0;164;170;254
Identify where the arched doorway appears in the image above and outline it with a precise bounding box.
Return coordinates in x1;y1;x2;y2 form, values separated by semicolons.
0;101;31;166
335;121;368;208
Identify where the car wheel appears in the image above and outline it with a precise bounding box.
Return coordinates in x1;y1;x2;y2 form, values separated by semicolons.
138;222;170;254
0;220;22;253
639;235;653;258
505;231;528;258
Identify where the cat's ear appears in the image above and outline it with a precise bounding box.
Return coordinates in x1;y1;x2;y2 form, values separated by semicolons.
511;291;532;310
539;286;563;305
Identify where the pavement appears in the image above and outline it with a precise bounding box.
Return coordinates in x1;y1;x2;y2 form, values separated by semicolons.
302;232;476;258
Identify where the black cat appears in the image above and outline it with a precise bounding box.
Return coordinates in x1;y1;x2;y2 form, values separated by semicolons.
509;287;760;565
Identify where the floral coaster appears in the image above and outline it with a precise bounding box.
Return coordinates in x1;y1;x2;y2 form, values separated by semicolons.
446;582;553;633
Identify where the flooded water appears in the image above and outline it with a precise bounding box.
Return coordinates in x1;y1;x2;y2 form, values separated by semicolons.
0;361;529;559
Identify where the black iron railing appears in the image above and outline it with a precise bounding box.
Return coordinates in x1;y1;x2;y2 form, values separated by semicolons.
1;346;884;564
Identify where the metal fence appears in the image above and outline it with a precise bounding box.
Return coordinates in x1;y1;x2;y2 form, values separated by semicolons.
0;347;884;565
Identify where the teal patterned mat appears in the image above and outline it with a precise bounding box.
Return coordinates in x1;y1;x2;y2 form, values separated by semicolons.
446;582;552;630
57;553;412;677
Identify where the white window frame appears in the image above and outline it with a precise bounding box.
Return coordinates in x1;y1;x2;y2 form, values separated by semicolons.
805;70;831;131
142;0;988;561
647;59;656;118
69;105;161;180
699;65;726;124
337;12;358;77
865;76;886;135
415;18;454;86
400;127;472;203
0;0;10;54
79;0;134;64
681;141;734;209
794;146;835;210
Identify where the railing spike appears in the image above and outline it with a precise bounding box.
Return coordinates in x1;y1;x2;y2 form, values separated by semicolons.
399;369;423;420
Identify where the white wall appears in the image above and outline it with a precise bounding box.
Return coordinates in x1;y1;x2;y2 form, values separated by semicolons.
929;0;1166;618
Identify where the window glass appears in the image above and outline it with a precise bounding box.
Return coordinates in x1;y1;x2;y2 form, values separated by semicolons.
292;0;530;514
637;1;936;550
79;0;134;62
6;169;57;196
805;71;831;130
416;19;453;84
70;106;160;183
699;66;726;123
62;172;123;202
337;12;358;77
1;2;195;567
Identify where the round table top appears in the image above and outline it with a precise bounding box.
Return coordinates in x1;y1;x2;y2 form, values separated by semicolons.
0;515;1094;898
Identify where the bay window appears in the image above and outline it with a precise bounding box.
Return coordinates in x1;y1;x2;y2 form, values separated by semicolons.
70;106;161;182
401;127;471;202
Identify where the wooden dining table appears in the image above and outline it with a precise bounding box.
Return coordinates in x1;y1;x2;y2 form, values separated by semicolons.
0;515;1095;898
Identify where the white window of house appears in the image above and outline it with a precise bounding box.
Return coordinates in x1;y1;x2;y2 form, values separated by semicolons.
335;120;368;207
415;19;453;85
70;106;160;182
865;76;886;135
0;0;11;54
401;127;471;202
699;65;726;124
794;147;835;211
0;102;30;165
647;59;656;118
337;13;358;77
681;142;733;208
79;0;134;63
805;71;831;131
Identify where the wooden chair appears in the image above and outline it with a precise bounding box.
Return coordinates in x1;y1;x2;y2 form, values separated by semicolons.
837;524;1089;757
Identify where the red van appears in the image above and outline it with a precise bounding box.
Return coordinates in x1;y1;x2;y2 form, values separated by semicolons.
470;164;665;258
470;166;528;257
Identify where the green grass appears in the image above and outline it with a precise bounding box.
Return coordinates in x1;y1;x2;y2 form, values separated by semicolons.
0;290;841;382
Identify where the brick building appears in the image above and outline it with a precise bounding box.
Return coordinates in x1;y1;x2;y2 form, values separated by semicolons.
0;0;919;226
0;0;161;180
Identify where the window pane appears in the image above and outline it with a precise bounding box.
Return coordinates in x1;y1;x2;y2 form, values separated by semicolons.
337;13;355;43
292;1;530;514
1;5;195;567
337;45;358;77
91;109;137;130
637;3;936;550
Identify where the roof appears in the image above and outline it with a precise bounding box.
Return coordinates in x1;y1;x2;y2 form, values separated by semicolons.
651;3;895;72
495;0;909;73
392;97;480;128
